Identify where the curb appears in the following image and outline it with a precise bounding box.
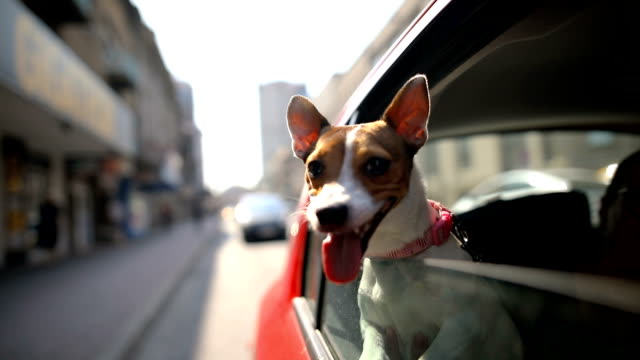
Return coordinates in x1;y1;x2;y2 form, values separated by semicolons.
98;219;216;360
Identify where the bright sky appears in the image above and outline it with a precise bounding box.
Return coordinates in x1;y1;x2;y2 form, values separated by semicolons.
131;0;404;193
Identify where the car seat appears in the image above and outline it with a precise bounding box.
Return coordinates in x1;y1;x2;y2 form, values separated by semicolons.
455;191;600;271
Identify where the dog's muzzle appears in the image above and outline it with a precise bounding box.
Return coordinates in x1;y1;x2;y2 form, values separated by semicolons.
321;197;397;284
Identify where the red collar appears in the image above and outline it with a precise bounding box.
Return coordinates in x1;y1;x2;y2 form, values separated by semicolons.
370;200;454;259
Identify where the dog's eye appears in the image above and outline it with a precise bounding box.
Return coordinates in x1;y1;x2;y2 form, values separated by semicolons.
307;160;324;179
364;157;390;177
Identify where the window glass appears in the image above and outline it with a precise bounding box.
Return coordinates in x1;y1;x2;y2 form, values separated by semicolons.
423;139;439;175
416;131;639;215
303;229;325;311
455;137;471;168
320;259;640;359
321;278;362;360
496;182;531;192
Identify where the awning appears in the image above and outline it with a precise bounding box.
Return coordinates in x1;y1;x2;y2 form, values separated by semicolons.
0;0;136;156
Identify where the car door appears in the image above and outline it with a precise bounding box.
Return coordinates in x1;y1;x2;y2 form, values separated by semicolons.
284;0;640;359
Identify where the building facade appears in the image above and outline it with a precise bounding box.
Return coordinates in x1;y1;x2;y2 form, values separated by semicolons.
175;80;203;192
258;82;307;200
174;80;206;219
312;0;639;208
259;82;306;176
0;0;201;268
312;0;433;122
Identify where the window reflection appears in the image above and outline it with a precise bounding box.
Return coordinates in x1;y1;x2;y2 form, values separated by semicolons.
415;131;639;210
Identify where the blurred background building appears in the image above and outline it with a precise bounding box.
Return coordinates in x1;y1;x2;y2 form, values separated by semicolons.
258;82;307;202
0;0;204;269
258;0;639;209
312;0;432;123
257;0;432;203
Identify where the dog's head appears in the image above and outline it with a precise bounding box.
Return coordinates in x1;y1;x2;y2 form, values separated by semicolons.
287;74;431;283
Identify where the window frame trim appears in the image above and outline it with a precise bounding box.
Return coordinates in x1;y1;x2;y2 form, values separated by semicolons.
292;297;336;360
425;258;640;315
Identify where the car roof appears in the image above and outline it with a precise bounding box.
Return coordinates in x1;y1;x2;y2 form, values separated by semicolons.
338;0;640;139
237;192;283;204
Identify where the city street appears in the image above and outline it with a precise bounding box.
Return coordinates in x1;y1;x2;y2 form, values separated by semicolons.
0;215;289;360
128;215;289;360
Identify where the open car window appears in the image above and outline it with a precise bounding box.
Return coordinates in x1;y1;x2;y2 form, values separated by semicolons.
295;0;640;359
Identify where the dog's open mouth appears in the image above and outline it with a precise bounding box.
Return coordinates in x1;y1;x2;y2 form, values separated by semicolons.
322;199;396;284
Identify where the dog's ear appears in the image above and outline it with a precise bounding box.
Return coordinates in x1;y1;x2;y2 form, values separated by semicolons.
287;95;330;161
383;74;430;149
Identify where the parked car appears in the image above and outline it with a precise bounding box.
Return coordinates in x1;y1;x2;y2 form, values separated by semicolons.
451;168;608;224
234;192;288;242
256;1;640;359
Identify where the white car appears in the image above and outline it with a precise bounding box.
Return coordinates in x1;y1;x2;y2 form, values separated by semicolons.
234;192;289;242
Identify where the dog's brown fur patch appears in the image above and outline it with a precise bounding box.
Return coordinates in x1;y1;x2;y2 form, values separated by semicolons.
305;121;413;203
353;121;413;203
304;126;352;196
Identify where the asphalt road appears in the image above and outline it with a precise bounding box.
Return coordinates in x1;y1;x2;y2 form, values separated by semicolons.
126;217;289;360
0;216;289;360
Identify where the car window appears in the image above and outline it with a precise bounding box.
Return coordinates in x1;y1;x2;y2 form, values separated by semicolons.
312;130;640;359
321;279;362;359
302;229;325;312
415;131;638;209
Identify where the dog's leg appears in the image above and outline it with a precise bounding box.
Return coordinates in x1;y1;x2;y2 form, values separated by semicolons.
360;323;400;360
418;309;480;360
359;260;400;360
420;307;522;360
411;332;430;359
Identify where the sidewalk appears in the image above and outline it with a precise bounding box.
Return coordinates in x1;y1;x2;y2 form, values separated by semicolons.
0;217;219;360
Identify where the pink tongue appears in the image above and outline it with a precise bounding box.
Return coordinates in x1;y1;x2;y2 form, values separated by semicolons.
322;232;363;284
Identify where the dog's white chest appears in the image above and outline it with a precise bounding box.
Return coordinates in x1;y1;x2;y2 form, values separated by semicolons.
357;244;522;360
360;258;447;329
359;257;457;334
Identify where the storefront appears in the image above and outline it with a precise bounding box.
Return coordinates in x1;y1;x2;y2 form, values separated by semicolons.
0;0;136;267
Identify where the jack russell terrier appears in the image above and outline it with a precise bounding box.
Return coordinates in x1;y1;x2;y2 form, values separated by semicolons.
287;74;522;360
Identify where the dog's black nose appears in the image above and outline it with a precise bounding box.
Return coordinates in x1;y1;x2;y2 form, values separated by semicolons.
316;205;349;227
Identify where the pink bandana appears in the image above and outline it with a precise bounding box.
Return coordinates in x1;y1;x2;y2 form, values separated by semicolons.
372;200;454;259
